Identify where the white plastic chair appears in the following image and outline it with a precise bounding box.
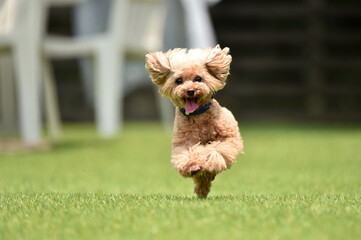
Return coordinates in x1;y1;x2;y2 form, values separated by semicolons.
124;0;172;128
181;0;217;48
126;0;165;56
163;0;217;49
0;0;46;144
44;0;129;138
152;0;218;128
127;0;216;128
44;0;168;136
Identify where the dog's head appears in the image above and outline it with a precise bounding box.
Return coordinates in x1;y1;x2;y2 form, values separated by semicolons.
145;45;232;114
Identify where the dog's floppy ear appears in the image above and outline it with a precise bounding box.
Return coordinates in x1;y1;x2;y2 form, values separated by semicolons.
206;45;232;82
145;51;171;86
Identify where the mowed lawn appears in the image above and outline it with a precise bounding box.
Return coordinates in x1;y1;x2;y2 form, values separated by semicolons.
1;122;360;239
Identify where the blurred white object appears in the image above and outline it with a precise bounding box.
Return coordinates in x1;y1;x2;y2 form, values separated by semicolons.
44;0;129;138
125;0;171;129
164;0;217;49
0;0;169;143
0;0;58;144
45;0;167;137
160;0;218;128
181;0;217;48
49;0;86;6
206;0;221;7
126;1;165;55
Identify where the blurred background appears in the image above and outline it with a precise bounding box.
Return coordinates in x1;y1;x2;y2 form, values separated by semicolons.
1;3;361;238
0;0;361;146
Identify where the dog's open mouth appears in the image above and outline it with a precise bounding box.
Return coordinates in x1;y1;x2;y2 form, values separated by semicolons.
183;98;198;113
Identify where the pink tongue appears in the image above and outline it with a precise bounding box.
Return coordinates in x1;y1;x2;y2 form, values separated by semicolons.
185;99;199;113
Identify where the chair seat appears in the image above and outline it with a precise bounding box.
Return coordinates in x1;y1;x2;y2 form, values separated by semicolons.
43;35;106;58
49;0;87;7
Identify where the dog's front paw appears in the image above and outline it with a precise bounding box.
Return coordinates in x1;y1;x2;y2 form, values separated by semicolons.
189;165;201;176
179;163;201;177
172;152;201;177
202;150;228;174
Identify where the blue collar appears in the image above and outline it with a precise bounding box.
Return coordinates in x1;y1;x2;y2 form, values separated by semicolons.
180;102;212;116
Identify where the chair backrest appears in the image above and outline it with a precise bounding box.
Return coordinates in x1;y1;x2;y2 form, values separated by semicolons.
0;0;45;44
72;0;165;56
181;0;216;48
108;0;128;38
75;0;129;46
0;0;18;36
124;0;166;56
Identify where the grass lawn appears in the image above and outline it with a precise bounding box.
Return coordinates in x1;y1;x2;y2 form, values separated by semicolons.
1;122;360;239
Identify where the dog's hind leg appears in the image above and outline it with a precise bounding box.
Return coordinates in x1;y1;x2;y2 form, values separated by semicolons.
193;171;216;198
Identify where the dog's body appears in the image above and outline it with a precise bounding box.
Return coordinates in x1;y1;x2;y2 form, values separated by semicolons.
146;45;243;198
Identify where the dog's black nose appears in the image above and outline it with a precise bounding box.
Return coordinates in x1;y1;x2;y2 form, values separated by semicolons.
187;89;195;96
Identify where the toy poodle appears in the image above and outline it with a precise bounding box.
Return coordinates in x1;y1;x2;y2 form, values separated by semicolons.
145;45;244;198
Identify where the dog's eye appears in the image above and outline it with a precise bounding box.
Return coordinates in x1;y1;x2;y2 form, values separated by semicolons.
195;76;202;82
175;78;183;85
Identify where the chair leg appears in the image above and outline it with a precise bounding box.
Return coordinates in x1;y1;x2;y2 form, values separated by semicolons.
78;59;95;107
0;54;18;137
154;87;174;131
13;43;42;144
41;54;61;141
93;43;123;138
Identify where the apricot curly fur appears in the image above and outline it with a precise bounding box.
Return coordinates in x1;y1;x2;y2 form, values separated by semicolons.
145;45;243;198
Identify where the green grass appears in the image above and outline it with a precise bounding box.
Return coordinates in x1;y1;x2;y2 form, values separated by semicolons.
1;122;361;239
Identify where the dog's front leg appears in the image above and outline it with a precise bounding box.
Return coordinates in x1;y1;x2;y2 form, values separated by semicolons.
171;144;208;177
202;136;244;173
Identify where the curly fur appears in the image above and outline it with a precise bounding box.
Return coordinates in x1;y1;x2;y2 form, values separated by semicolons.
145;45;243;198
